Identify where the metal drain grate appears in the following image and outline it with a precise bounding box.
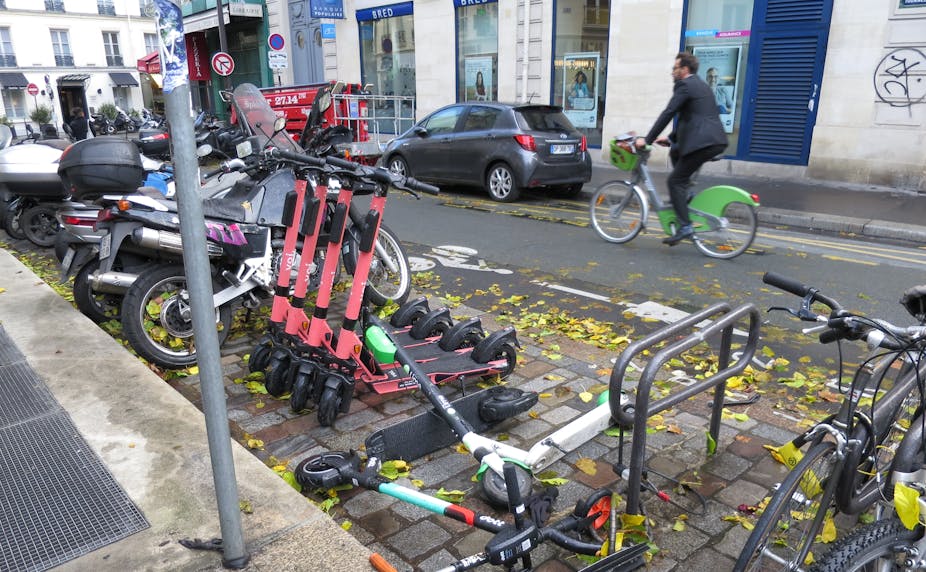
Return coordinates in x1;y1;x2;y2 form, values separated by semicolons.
0;326;25;365
0;362;58;427
0;331;149;572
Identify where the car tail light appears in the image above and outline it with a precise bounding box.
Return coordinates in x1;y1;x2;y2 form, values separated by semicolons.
514;134;536;152
579;135;587;152
61;215;95;227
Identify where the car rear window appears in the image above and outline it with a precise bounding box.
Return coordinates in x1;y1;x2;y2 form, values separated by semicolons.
461;107;502;132
515;107;576;132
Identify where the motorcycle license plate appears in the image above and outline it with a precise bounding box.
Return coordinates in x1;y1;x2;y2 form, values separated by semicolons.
60;247;75;280
99;233;111;260
551;144;574;155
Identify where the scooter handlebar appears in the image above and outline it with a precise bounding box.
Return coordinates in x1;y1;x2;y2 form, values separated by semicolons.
266;148;326;168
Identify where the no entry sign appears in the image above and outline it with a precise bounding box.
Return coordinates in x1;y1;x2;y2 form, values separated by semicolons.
26;83;39;96
211;52;235;77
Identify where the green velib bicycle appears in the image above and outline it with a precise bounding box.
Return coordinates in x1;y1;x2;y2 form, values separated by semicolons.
589;133;760;259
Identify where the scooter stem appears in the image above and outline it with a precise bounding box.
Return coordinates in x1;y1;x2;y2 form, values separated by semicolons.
270;177;305;326
284;176;329;335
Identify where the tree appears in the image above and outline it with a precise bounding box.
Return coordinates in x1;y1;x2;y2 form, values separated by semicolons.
29;105;52;126
97;102;118;121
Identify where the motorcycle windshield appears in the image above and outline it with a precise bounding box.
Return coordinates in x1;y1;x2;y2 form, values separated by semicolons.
231;83;301;154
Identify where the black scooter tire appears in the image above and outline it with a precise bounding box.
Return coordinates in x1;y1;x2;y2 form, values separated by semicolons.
317;385;342;427
3;201;26;240
481;464;533;508
21;204;59;248
265;355;293;397
290;370;313;413
73;259;122;323
248;342;272;373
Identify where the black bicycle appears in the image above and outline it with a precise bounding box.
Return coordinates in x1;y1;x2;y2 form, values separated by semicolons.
735;273;926;571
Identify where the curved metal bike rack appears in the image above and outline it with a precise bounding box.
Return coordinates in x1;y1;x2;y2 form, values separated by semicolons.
607;302;761;515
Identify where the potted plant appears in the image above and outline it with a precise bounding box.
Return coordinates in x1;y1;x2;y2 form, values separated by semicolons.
0;115;15;138
29;104;54;137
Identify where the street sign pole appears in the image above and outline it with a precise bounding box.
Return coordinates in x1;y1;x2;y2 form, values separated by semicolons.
155;1;248;568
215;0;231;90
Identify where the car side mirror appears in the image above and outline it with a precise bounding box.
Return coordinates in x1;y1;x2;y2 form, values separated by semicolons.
413;126;428;138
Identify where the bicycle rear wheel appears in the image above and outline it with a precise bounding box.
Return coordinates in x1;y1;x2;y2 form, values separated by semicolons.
808;518;921;572
693;201;757;259
589;181;645;243
735;441;840;571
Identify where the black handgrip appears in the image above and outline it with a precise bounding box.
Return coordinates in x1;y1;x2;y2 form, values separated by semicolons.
405;177;440;195
202;167;223;180
325;155;357;170
763;272;810;297
269;148;326;168
819;328;845;344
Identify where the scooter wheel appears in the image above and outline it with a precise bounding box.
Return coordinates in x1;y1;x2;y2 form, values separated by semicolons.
317;385;342;427
439;326;484;351
295;451;355;489
266;358;294;397
482;342;518;380
481;464;533;509
389;296;430;328
248;343;272;373
290;370;313;413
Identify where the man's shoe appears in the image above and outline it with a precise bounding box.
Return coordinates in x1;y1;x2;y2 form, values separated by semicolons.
663;225;694;246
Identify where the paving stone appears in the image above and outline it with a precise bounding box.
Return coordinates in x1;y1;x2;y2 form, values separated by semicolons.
347;523;375;545
726;433;774;459
683;548;735;572
367;543;413;572
343;489;399;518
702;451;751;480
413;451;478;486
674;411;709;428
716;521;752;559
263;433;317;460
227;408;251;423
237;410;288;433
380;396;420;415
538;404;583;427
652;524;709;561
333;406;385;432
533;559;575;572
418;549;457;570
644;555;679;572
743;455;790;489
750;422;800;444
360;510;403;537
452;529;493;561
721;414;758;431
390;497;431;522
573;458;619;489
686;500;737;537
564;439;611;465
225;383;250;397
509;417;554;440
714;479;771;510
554;480;594;512
386;520;451;559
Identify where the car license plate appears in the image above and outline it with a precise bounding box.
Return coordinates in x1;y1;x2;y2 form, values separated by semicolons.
99;233;111;260
551;144;574;155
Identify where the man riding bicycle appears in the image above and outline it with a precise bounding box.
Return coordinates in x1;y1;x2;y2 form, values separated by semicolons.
635;52;727;246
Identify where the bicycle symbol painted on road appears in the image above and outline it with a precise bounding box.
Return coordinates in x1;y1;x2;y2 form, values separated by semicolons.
409;245;513;275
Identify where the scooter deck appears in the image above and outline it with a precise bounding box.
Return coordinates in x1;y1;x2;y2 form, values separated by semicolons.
365;388;504;461
368;352;507;394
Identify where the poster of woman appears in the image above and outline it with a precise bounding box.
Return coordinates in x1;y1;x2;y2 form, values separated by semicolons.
464;57;493;101
692;45;741;134
563;52;599;129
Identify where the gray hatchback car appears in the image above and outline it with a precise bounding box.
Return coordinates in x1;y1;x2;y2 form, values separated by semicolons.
381;102;592;202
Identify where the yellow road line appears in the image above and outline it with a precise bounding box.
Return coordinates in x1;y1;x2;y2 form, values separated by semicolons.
821;254;878;266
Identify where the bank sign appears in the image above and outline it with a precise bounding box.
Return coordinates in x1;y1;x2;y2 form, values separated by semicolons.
310;0;344;19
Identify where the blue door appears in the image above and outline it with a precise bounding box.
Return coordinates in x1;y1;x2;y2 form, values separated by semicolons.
737;0;834;165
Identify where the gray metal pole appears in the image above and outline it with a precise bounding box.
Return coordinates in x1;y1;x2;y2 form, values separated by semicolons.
156;2;249;567
216;0;231;91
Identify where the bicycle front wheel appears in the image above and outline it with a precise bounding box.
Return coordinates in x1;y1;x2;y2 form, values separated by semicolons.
735;441;840;572
808;518;921;572
589;181;645;244
693;201;757;259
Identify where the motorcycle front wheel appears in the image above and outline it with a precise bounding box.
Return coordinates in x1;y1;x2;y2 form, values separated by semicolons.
2;200;26;240
342;222;411;307
21;204;60;248
121;264;232;369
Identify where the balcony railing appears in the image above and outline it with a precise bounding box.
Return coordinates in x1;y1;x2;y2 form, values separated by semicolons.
98;1;115;15
45;0;65;12
54;54;74;66
106;55;123;67
0;54;17;67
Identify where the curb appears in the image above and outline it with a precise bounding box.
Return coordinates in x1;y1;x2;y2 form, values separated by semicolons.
758;207;926;244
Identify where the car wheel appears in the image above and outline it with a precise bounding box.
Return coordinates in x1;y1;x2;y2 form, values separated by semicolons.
387;155;409;178
486;163;520;203
554;183;584;198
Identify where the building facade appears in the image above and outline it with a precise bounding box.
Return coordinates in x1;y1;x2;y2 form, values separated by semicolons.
315;0;925;191
0;0;157;135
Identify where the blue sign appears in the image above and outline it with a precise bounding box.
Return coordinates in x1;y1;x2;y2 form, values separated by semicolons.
321;23;336;39
356;1;413;21
900;0;926;6
310;0;344;19
685;29;719;37
453;0;496;6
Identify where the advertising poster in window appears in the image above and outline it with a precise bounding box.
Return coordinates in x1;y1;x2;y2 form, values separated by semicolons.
692;45;741;134
464;56;493;101
563;52;598;129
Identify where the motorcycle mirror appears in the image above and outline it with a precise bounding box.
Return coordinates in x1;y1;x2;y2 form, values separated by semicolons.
317;92;332;113
196;144;213;158
0;124;11;149
273;116;287;133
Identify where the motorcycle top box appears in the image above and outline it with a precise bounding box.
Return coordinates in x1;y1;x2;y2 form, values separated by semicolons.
58;137;145;200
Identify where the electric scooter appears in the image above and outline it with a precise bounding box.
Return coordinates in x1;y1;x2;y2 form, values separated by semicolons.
248;156;536;429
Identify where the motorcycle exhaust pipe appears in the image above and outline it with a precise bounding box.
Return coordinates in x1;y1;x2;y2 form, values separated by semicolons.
90;271;137;294
132;227;223;257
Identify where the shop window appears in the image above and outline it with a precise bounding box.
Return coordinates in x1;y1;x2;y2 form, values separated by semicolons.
552;0;610;147
2;88;25;119
358;2;416;135
456;1;498;102
683;0;754;153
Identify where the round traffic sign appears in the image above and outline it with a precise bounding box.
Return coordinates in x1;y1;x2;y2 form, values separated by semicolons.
27;83;39;96
268;33;285;51
211;51;235;77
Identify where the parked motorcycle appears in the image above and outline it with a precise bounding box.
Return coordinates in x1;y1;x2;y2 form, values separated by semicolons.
113;106;141;133
0;125;70;246
91;113;116;136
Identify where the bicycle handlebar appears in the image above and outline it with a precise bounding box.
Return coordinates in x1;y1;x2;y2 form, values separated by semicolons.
322;155;440;196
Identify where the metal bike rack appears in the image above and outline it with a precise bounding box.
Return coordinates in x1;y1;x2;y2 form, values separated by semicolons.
607;302;761;515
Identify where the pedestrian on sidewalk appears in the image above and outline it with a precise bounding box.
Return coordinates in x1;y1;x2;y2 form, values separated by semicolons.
635;52;727;245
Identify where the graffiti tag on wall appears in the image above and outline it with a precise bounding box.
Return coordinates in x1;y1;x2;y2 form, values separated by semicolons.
874;48;926;110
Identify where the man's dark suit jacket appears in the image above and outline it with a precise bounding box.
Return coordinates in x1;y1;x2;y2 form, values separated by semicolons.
644;74;727;157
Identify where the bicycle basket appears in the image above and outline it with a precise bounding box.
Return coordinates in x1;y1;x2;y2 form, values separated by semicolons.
610;139;638;171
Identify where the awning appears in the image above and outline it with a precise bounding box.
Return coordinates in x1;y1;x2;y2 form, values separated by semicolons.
148;74;162;88
0;72;28;88
109;72;139;86
57;74;91;84
137;51;161;75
